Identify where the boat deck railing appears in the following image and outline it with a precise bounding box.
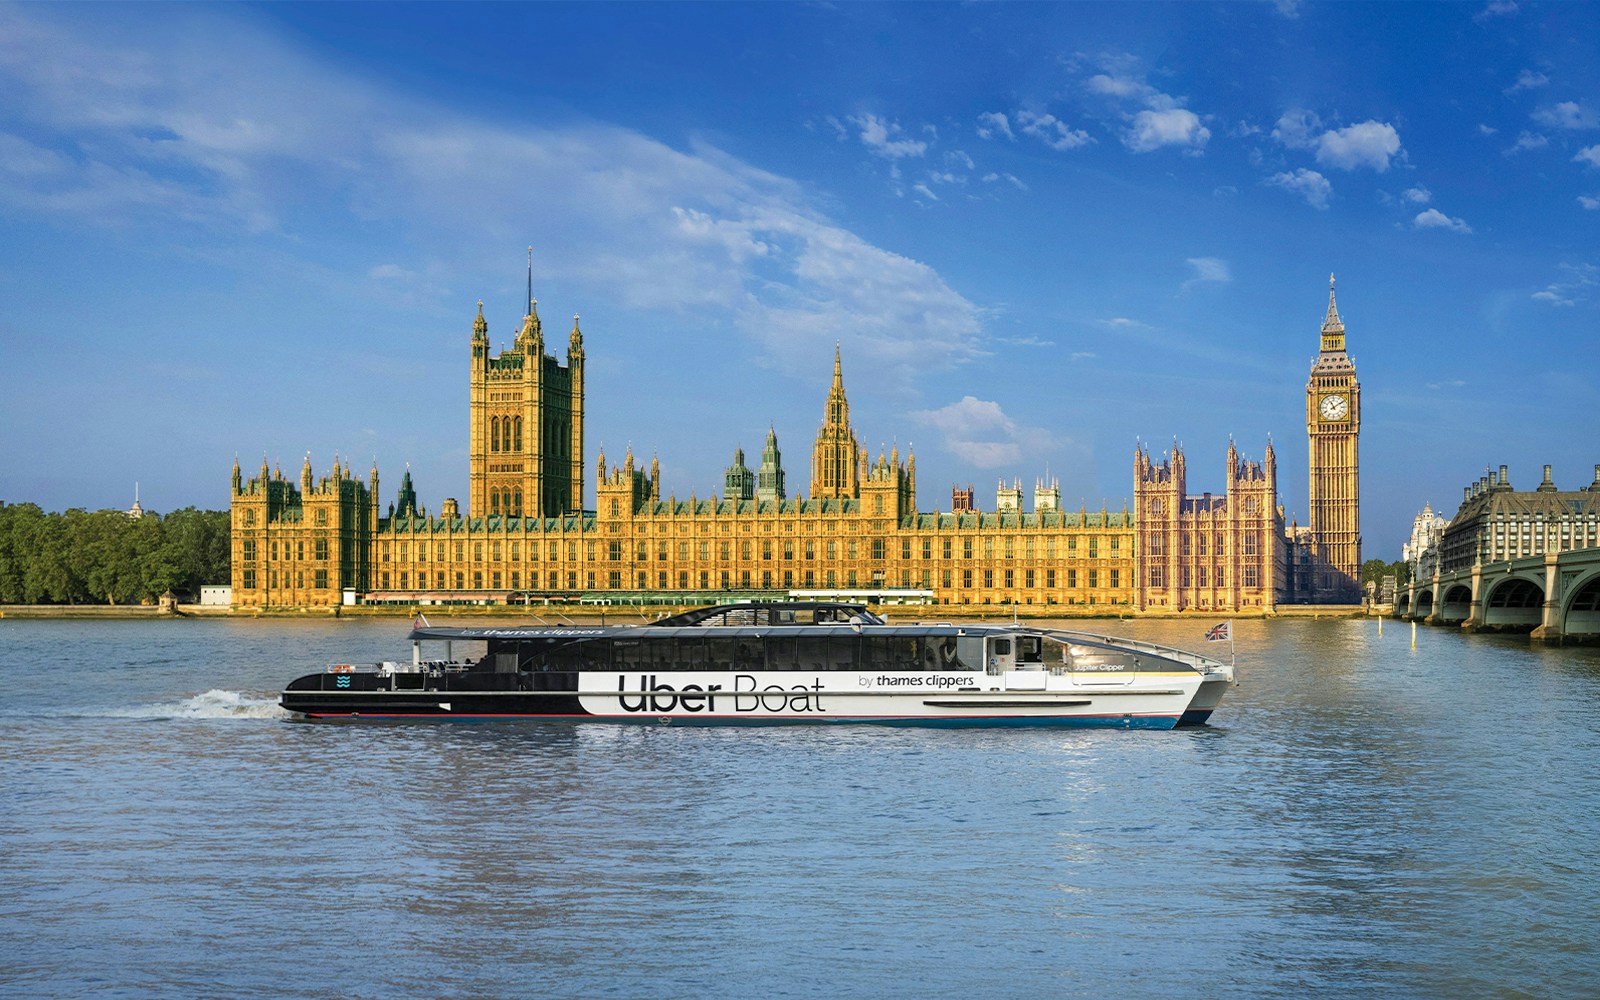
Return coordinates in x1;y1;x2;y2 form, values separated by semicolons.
1037;629;1231;673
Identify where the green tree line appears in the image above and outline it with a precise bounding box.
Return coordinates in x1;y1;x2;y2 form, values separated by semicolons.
0;503;230;605
1361;558;1411;588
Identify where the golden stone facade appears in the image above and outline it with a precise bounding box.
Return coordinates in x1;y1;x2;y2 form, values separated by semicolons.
230;271;1349;612
1303;276;1362;602
1132;440;1285;612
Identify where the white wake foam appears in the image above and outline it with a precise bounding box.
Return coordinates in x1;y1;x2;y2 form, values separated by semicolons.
108;689;289;720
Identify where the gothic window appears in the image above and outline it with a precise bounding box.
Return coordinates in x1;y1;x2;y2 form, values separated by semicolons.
1150;499;1163;517
513;490;522;514
513;417;522;452
315;509;328;526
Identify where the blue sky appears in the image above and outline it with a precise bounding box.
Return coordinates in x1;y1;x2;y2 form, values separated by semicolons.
2;1;1597;559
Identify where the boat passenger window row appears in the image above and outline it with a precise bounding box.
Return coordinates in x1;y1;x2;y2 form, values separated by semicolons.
522;636;970;673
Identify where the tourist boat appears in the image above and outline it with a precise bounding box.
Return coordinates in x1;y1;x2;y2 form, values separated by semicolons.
280;602;1234;728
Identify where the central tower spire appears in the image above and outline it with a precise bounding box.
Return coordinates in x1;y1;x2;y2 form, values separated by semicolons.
810;342;862;500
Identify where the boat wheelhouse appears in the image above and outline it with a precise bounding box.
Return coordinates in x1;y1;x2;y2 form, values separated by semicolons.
281;602;1233;728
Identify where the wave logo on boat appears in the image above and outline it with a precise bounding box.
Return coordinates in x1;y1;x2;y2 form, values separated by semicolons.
336;675;351;689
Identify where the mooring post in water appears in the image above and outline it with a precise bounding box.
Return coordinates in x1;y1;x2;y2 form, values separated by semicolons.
1411;620;1417;650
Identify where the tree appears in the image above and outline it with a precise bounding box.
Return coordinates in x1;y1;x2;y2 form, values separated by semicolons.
0;503;231;605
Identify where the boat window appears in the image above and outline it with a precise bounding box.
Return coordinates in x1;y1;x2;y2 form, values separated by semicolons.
933;636;966;669
1016;637;1042;664
613;639;652;671
795;635;857;671
765;636;800;670
993;638;1012;655
702;637;738;671
675;638;706;672
574;639;611;672
1041;639;1069;669
861;636;926;671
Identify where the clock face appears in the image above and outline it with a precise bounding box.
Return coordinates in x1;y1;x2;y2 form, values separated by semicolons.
1319;394;1348;420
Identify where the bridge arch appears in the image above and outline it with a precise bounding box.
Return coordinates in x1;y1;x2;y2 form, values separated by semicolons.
1563;572;1600;639
1483;577;1544;629
1395;593;1411;614
1439;584;1472;623
1414;589;1434;618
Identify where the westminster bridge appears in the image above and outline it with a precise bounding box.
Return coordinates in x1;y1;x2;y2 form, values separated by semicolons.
1397;547;1600;642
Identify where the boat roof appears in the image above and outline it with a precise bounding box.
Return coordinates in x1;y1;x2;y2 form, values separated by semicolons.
406;621;1013;642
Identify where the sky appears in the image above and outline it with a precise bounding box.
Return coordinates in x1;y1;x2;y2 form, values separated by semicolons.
1;1;1597;559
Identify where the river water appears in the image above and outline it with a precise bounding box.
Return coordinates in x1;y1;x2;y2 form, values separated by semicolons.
1;616;1597;998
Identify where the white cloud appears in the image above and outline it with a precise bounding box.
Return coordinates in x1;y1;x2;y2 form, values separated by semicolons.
909;396;1054;469
1403;185;1432;204
1083;62;1208;154
1266;168;1332;209
1575;145;1600;168
911;183;939;202
975;112;1013;141
1506;69;1549;93
1184;256;1231;286
981;172;1027;191
0;6;985;389
1015;110;1092;151
1126;108;1209;153
1532;263;1598;306
1580;195;1600;210
1414;209;1472;234
1098;317;1153;331
945;150;975;171
1476;0;1518;19
850;114;928;159
1272;108;1322;150
1507;130;1550;154
1478;123;1499;136
1085;73;1150;101
1315;121;1402;171
1533;101;1599;130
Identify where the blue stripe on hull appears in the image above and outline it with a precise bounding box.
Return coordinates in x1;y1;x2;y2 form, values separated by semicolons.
299;711;1181;730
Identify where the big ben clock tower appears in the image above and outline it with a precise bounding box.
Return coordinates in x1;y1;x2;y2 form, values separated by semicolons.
1306;275;1361;602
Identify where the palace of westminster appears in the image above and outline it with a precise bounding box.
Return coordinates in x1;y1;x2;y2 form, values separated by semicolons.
230;268;1365;612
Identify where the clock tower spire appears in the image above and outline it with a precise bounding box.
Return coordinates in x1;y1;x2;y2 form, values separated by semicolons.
1305;274;1361;603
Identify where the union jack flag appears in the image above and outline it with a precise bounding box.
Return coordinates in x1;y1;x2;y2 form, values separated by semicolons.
1205;621;1231;642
